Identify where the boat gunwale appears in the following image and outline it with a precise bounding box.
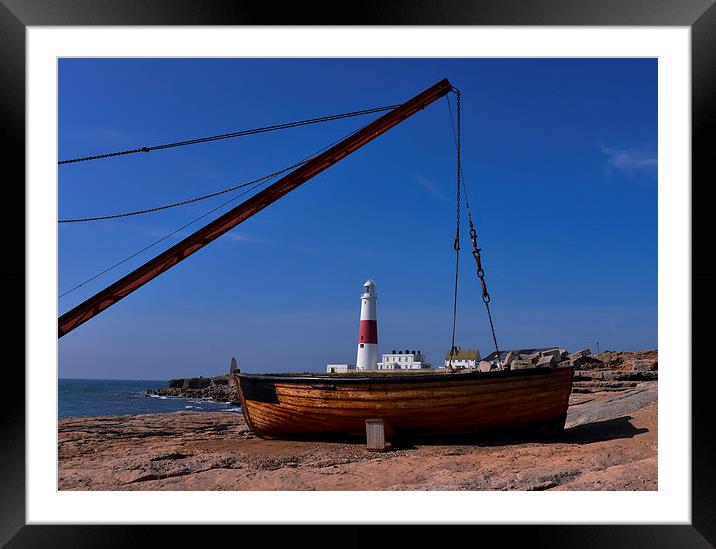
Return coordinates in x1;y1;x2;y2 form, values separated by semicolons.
237;364;574;385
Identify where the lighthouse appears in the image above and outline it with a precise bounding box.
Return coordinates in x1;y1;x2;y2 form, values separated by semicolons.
356;280;378;371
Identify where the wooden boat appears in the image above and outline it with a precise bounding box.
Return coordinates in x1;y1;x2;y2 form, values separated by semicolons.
236;364;574;440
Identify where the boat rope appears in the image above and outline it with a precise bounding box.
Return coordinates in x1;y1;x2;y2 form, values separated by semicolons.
58;104;400;165
446;90;501;367
447;88;462;371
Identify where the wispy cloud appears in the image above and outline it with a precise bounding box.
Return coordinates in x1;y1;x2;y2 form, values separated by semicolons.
412;174;449;202
294;246;322;255
600;145;657;179
222;232;273;244
144;229;191;239
607;319;619;334
144;229;272;245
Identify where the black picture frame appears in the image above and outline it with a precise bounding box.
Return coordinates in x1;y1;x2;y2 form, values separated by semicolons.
1;1;713;547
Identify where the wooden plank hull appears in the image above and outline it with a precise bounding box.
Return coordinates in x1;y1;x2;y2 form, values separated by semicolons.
237;365;575;440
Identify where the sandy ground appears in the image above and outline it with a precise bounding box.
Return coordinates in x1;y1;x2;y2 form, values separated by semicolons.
58;381;657;491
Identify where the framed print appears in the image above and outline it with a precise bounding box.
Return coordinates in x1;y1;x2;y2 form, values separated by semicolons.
2;0;714;546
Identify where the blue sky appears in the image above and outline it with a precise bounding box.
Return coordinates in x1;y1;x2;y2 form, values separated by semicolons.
58;58;657;379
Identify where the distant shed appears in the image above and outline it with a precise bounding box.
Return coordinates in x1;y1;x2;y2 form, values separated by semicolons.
440;348;480;369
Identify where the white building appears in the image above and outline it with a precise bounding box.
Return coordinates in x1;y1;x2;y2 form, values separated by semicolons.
326;364;355;374
377;349;433;370
440;348;481;369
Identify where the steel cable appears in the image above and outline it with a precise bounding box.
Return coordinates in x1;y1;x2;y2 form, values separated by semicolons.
59;104;400;165
58;177;275;298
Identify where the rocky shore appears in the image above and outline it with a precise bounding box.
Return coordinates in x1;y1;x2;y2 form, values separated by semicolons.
58;350;657;491
145;349;658;404
144;373;241;405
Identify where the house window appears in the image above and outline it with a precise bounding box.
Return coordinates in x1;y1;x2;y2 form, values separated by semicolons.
360;344;364;348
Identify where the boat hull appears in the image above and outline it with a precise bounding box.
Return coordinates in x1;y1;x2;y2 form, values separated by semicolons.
237;365;574;440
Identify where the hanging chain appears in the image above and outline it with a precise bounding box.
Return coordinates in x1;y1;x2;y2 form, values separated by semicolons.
448;89;462;371
468;217;501;366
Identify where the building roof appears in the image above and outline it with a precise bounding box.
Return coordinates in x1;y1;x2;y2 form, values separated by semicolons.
444;348;480;360
388;350;421;355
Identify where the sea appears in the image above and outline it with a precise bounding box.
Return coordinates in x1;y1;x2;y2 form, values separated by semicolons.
58;378;241;418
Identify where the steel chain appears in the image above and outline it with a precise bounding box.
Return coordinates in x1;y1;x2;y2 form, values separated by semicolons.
58;157;311;223
468;216;501;365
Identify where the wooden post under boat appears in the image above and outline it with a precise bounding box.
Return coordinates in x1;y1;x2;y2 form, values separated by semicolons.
236;364;575;441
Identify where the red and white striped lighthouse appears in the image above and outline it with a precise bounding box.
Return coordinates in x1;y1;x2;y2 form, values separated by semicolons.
356;279;378;371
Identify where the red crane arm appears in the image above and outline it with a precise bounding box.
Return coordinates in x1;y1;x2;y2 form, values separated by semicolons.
58;78;454;338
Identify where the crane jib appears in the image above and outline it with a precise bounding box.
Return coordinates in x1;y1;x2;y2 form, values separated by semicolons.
58;78;454;338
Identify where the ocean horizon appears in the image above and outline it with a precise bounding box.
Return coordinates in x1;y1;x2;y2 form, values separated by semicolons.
58;378;241;418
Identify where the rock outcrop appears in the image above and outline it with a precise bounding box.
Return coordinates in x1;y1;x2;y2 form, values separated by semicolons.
593;349;658;371
145;374;240;405
503;348;657;374
505;347;571;370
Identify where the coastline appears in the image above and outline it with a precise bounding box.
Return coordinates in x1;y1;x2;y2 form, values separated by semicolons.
58;350;658;490
59;378;240;418
144;373;241;406
142;349;658;406
58;381;657;490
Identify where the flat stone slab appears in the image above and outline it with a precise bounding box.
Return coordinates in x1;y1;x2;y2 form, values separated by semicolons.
566;382;657;428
